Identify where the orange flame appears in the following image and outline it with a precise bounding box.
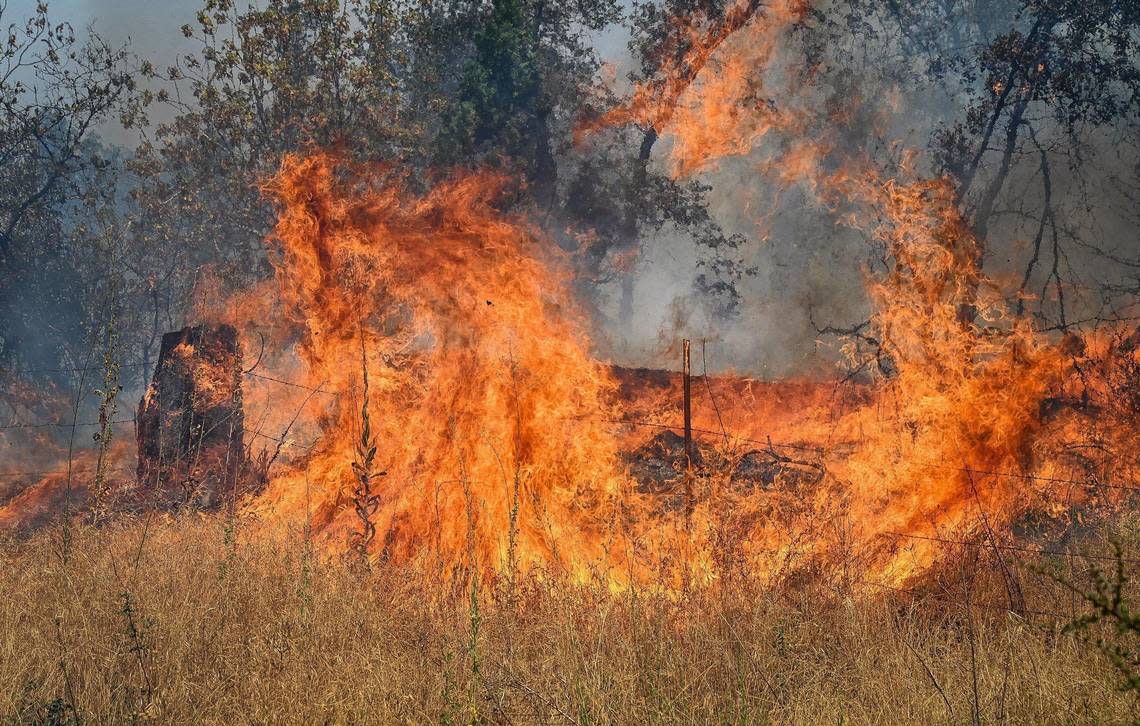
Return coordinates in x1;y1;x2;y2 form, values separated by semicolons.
578;0;809;177
576;0;1140;584
248;155;627;581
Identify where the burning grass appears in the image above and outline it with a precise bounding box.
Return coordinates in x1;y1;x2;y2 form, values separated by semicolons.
1;512;1137;723
5;153;1140;592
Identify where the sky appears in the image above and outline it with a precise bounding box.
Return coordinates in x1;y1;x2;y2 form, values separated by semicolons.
6;0;197;145
14;0;632;78
11;0;196;61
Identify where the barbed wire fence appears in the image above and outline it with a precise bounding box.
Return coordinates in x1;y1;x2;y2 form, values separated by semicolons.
6;358;1140;490
3;352;1139;620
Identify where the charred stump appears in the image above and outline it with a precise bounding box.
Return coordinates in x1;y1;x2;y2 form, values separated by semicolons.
137;324;255;509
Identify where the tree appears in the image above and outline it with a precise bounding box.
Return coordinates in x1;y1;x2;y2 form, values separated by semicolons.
0;0;773;379
432;0;590;210
830;0;1140;329
147;0;742;350
562;0;757;336
0;1;135;375
129;0;413;291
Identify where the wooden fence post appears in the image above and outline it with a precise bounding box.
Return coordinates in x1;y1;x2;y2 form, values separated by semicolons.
683;339;693;515
683;339;692;464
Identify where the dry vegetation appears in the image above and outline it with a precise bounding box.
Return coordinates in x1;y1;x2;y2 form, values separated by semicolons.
2;513;1137;724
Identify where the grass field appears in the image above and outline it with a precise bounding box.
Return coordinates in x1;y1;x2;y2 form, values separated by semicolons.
2;512;1137;724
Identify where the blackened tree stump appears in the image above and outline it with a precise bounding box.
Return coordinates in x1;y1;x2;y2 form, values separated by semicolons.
136;324;251;508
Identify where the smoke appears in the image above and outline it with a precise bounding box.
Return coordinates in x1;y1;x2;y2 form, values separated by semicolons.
593;0;1140;376
609;158;873;377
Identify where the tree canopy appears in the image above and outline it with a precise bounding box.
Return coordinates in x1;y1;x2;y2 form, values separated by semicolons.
0;0;1138;381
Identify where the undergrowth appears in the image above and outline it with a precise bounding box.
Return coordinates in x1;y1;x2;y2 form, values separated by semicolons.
1;513;1138;724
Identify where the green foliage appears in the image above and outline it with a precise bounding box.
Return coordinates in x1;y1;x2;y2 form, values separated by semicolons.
437;0;549;186
425;0;619;212
90;239;122;526
115;590;155;720
1043;540;1140;697
349;332;382;565
129;0;414;291
11;688;81;726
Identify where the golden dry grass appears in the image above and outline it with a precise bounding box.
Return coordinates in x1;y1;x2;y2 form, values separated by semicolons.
1;514;1137;725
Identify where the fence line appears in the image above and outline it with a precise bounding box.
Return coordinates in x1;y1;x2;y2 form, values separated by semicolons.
0;417;136;431
246;428;323;451
585;414;1140;494
3;403;1140;496
921;461;1140;493
245;371;342;395
5;362;150;375
879;530;1140;566
4;366;1140;496
0;466;136;478
569;414;831;454
858;578;1072;619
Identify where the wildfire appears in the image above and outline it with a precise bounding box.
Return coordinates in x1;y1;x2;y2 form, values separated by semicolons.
227;142;1137;589
3;0;1138;595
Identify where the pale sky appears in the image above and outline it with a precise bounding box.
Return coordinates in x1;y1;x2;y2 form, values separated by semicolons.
8;0;632;146
10;0;198;67
18;0;632;63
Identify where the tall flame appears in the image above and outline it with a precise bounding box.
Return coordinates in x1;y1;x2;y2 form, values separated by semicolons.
249;155;626;581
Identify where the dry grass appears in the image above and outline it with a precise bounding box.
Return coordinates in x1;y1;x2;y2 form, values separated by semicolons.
0;514;1136;725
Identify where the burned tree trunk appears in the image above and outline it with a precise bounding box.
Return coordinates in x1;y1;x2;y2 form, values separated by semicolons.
136;324;251;509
